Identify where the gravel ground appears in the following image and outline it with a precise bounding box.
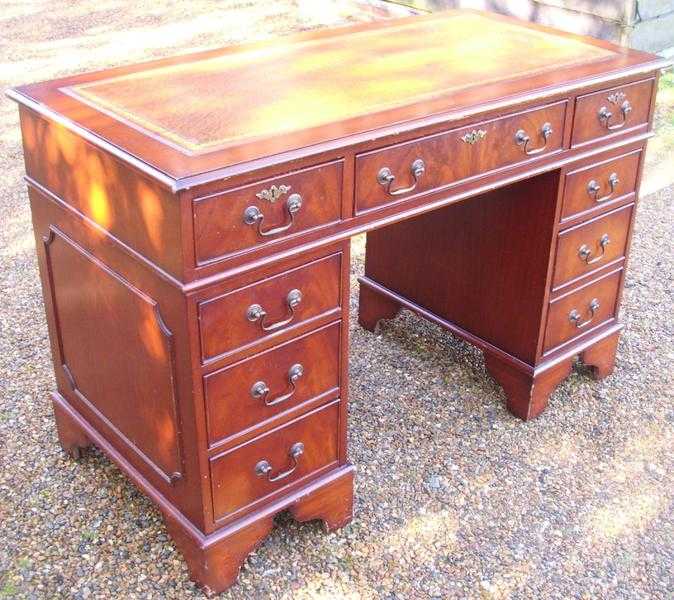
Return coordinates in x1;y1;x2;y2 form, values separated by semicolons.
1;2;673;599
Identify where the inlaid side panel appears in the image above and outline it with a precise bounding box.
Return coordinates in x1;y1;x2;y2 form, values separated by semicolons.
43;227;183;484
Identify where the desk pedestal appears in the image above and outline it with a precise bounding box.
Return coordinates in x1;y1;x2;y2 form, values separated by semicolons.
358;171;624;420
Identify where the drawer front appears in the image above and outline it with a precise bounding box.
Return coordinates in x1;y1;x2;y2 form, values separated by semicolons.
571;79;654;147
193;160;343;264
355;101;566;213
553;204;633;289
544;269;622;353
562;150;641;222
199;252;342;361
210;400;340;521
205;323;341;446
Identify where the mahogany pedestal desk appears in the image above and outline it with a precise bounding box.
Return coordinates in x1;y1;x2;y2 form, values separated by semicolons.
8;10;670;593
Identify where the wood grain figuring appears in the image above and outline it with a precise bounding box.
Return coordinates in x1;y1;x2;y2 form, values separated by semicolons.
561;150;641;221
19;109;184;278
193;160;343;264
209;400;340;522
11;12;666;179
44;227;183;484
544;268;622;352
198;252;342;362
355;101;566;212
65;14;607;154
571;78;655;146
362;172;560;363
6;8;668;593
204;322;341;447
552;203;633;289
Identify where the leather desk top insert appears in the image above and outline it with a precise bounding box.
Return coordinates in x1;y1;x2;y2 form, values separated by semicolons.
8;9;670;594
10;11;663;180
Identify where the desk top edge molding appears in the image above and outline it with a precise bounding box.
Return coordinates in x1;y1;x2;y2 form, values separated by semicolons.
6;10;672;191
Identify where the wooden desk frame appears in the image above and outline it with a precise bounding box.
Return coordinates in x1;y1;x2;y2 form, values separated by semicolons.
8;10;671;593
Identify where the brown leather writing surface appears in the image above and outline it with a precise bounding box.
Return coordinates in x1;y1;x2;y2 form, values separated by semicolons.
11;10;662;179
66;14;610;153
7;8;670;594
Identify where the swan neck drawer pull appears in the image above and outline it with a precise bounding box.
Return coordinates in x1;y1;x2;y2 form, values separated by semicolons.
578;234;610;265
243;193;302;237
515;122;553;155
246;289;302;332
598;95;632;131
250;363;304;407
377;158;425;196
569;298;600;329
255;442;304;482
586;172;619;203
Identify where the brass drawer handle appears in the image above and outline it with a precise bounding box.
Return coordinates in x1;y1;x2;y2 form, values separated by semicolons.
377;158;425;196
578;234;610;265
255;442;304;482
515;122;552;155
598;97;632;131
243;193;302;237
569;298;600;329
587;172;619;203
246;289;302;332
251;363;304;407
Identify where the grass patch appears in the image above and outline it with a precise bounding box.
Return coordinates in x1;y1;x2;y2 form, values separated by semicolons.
0;580;17;599
657;71;674;108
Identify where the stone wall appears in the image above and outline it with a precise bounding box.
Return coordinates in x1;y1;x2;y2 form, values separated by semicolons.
380;0;674;52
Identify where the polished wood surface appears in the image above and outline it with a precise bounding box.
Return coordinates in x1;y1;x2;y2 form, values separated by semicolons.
361;172;560;364
571;78;655;147
42;226;182;483
355;101;566;212
198;251;343;362
8;8;670;594
544;267;622;352
561;149;641;221
193;160;343;264
552;203;633;289
9;11;666;179
204;322;341;448
210;400;340;522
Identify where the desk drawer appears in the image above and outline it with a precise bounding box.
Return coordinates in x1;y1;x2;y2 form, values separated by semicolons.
553;204;633;290
205;323;341;447
210;400;340;521
355;101;566;213
562;150;641;222
544;269;622;353
193;161;342;264
198;252;342;362
571;79;654;147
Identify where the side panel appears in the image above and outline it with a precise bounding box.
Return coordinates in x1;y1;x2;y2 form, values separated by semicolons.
28;185;207;529
19;107;185;279
43;227;183;484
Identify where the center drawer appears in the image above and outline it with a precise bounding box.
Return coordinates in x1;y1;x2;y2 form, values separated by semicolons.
204;322;341;447
209;400;340;522
355;101;566;213
198;252;342;362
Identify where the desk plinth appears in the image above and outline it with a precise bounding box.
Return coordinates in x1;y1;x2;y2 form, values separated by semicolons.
8;10;669;593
